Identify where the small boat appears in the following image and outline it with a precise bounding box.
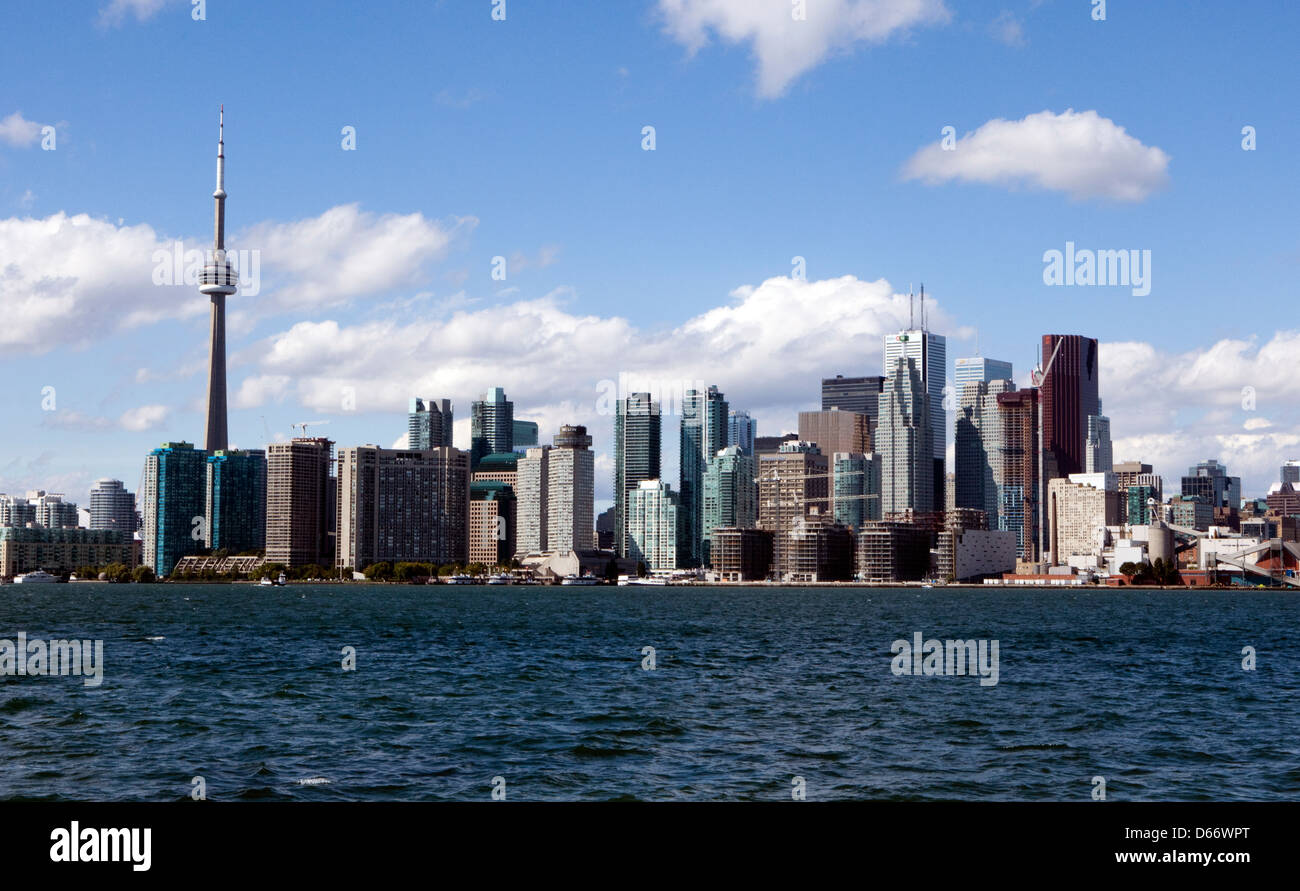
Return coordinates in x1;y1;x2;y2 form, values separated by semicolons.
486;574;513;585
445;574;478;585
260;571;287;587
561;574;602;586
14;570;60;584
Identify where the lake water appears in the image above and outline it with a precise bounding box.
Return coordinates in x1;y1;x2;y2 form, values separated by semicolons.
1;584;1296;801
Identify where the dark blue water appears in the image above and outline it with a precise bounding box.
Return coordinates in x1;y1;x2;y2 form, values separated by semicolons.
1;584;1296;801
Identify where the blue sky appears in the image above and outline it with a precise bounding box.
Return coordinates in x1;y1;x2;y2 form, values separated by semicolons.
2;0;1298;508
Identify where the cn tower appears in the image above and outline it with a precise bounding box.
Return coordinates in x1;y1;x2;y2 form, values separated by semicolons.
199;106;237;452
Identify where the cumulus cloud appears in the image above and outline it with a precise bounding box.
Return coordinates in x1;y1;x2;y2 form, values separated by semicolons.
0;206;469;352
0;112;45;148
658;0;950;97
901;109;1170;202
1103;333;1300;494
118;404;170;431
988;11;1025;46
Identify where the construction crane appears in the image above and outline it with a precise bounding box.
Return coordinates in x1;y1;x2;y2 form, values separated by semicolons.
291;420;330;437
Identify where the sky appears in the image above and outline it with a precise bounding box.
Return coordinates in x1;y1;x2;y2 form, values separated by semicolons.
1;0;1298;512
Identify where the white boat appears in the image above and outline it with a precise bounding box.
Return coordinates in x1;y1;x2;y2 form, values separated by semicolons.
14;570;60;584
445;574;478;585
561;574;602;586
260;571;287;587
617;575;667;587
486;574;513;585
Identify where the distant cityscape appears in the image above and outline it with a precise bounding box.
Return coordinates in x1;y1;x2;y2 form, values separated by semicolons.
4;117;1300;588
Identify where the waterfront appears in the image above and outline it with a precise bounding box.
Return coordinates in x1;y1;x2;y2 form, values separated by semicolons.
1;584;1296;801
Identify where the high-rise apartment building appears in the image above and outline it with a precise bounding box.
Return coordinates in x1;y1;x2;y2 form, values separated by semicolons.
28;491;79;529
470;387;514;469
831;452;881;530
267;438;334;568
470;481;516;567
1181;459;1241;510
680;386;728;567
758;442;829;580
877;357;935;516
336;445;469;570
727;410;757;456
89;479;137;534
408;397;453;449
995;388;1040;562
702;445;757;566
205;449;266;554
614;392;661;557
515;446;550;557
142;441;208;577
627;479;681;572
547;425;594;554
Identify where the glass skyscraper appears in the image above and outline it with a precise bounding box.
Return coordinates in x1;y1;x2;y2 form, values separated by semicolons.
727;410;756;456
205;449;267;554
409;397;453;449
702;444;756;566
680;385;728;567
883;329;946;506
471;387;514;469
614;392;661;557
142;442;208;577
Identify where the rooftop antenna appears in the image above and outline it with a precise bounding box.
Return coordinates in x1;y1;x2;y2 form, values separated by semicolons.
908;283;914;330
920;283;926;331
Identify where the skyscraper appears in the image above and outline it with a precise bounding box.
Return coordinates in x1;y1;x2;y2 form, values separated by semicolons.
955;368;1015;525
627;480;681;572
512;420;539;453
1181;459;1241;509
832;452;880;529
883;325;946;506
877;357;935;516
142;441;208;577
758;442;829;580
1039;334;1100;482
267;438;334;568
702;444;757;565
995;388;1040;562
797;408;871;457
199;108;238;454
89;479;137;534
679;386;728;567
515;446;549;557
336;445;469;569
953;357;1013;390
547;424;595;554
408;398;453;449
821;375;886;423
614;392;661;556
470;387;514;469
727;410;757;456
205;449;266;554
1085;406;1113;473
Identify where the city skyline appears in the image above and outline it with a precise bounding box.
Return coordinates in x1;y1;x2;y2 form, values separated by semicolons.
3;2;1299;509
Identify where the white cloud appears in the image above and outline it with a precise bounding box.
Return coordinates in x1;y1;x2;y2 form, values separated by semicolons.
1103;333;1300;495
118;404;170;431
0;112;45;148
0;206;469;352
98;0;170;26
901;109;1170;202
988;11;1025;46
658;0;950;97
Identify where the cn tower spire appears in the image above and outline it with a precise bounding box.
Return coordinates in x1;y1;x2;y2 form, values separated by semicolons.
200;105;236;453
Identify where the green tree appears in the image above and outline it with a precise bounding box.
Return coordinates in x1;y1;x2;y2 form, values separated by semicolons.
133;565;156;583
363;562;393;581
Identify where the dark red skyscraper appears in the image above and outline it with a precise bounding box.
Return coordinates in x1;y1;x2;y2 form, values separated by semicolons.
1040;334;1099;482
